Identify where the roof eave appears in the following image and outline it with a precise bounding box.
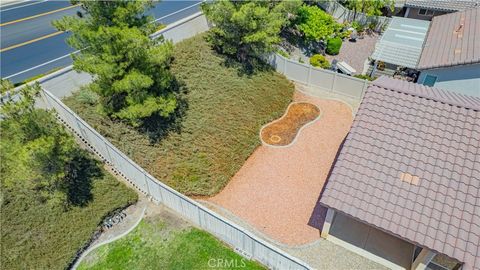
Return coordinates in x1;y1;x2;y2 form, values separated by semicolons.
318;201;465;269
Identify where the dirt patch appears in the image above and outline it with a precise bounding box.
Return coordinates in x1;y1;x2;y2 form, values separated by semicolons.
261;103;320;146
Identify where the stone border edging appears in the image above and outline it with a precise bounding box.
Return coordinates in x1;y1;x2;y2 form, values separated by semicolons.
71;205;147;270
259;102;323;149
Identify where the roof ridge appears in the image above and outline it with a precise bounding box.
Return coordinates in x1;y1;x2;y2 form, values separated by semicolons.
372;76;480;111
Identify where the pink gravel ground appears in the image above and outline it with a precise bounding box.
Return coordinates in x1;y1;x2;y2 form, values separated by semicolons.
208;91;353;246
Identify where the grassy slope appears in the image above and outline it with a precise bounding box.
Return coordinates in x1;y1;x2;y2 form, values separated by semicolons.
64;34;294;196
1;170;137;270
78;215;265;270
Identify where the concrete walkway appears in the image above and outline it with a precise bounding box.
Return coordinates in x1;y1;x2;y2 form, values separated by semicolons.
72;197;148;269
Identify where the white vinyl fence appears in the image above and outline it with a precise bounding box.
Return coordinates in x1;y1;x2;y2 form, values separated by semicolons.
39;89;311;270
318;0;391;31
151;11;210;42
269;53;369;100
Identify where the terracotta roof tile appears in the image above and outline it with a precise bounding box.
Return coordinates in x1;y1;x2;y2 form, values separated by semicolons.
320;77;480;270
418;8;480;69
405;1;480;12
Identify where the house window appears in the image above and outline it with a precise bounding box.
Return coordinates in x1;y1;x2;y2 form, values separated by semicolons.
423;75;437;86
418;9;434;16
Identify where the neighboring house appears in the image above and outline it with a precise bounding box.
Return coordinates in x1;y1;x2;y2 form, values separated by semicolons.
403;0;480;20
319;77;480;270
417;8;480;97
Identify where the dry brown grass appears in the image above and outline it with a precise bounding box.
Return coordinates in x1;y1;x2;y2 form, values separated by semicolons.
64;33;294;196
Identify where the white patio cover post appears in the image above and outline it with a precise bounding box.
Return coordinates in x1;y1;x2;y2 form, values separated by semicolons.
411;248;436;270
321;208;335;238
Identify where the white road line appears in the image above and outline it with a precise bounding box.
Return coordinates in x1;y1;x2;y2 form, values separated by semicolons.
0;0;48;12
152;1;203;23
3;49;80;79
3;1;203;80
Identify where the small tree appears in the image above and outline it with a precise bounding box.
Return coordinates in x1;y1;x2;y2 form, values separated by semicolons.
202;0;301;70
0;82;77;205
296;5;340;42
326;37;342;55
310;54;331;69
344;0;394;19
54;0;176;126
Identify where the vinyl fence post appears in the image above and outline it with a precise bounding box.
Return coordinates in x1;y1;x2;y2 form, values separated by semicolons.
331;73;337;93
104;142;114;164
142;170;151;196
362;79;369;99
307;66;312;85
40;90;52;109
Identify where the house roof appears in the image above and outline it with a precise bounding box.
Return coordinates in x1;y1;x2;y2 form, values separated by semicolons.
405;0;480;12
320;76;480;270
371;17;430;68
417;7;480;69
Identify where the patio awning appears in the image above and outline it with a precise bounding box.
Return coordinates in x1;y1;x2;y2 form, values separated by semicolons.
371;17;430;68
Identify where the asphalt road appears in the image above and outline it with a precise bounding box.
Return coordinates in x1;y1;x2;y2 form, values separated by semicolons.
0;0;202;83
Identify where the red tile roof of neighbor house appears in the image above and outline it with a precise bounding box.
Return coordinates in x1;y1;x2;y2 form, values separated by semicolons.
417;7;480;69
319;76;480;269
405;0;480;11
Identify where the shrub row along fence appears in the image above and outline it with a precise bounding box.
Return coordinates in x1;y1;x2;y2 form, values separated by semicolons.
268;53;369;100
32;12;312;270
318;0;391;31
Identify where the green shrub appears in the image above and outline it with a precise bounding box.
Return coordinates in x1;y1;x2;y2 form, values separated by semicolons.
76;86;99;105
326;37;342;55
351;21;364;33
296;5;340;42
310;54;330;69
353;74;376;81
339;30;351;40
276;49;290;59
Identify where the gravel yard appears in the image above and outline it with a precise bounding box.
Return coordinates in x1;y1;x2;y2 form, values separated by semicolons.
208;90;353;246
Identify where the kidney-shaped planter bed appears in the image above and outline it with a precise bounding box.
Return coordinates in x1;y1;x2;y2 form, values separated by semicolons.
260;102;321;148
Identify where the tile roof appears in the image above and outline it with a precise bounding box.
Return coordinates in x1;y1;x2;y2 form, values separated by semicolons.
371;17;430;68
320;76;480;270
417;7;480;69
405;0;480;11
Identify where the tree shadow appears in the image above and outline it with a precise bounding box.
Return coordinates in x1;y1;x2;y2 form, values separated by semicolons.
64;150;103;207
137;78;189;144
280;30;324;58
219;52;275;77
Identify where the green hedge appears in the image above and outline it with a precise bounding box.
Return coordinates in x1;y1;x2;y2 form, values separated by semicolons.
310;54;330;69
326;37;342;55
